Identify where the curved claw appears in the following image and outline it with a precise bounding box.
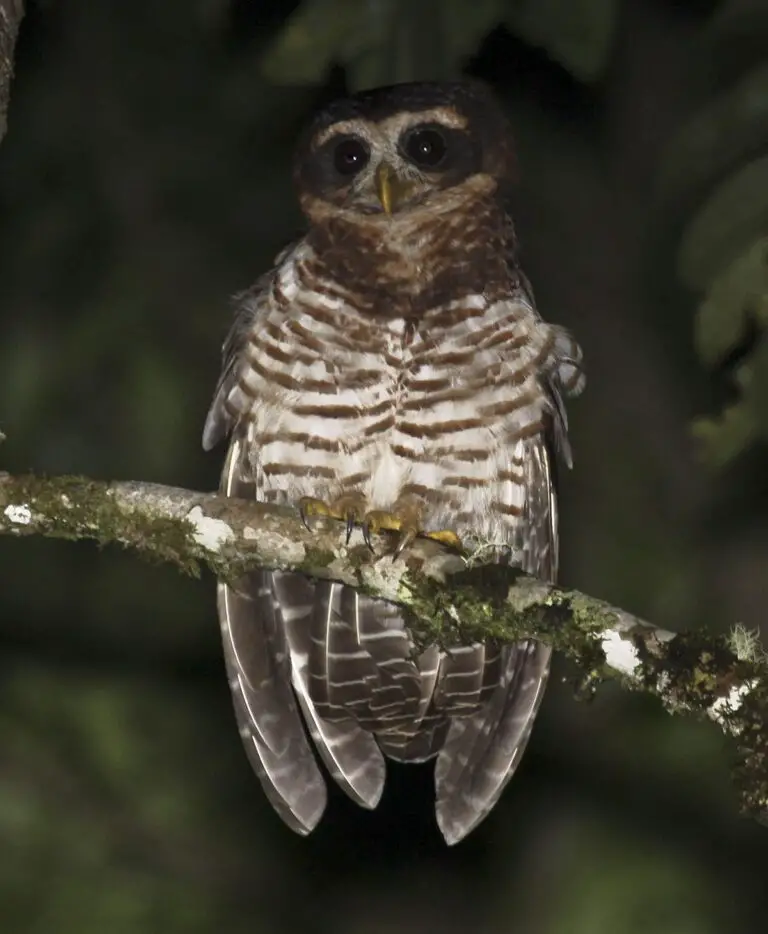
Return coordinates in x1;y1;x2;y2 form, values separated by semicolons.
298;496;331;531
299;493;371;545
299;500;316;532
393;526;418;561
362;508;423;559
362;509;402;555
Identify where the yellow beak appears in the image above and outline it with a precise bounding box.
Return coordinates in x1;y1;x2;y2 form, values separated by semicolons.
374;162;414;214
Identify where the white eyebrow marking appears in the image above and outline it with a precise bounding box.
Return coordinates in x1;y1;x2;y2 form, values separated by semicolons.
378;108;469;136
313;120;375;148
311;107;469;150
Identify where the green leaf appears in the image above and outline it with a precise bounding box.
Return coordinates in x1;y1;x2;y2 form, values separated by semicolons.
691;241;768;468
694;237;768;366
260;0;618;90
657;64;768;218
678;155;768;292
691;328;768;468
691;397;757;470
699;0;768;88
261;0;508;89
661;65;768;468
745;326;768;441
261;0;367;85
503;0;617;82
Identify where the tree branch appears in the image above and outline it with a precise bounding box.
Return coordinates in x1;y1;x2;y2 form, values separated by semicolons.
0;0;24;145
1;469;766;826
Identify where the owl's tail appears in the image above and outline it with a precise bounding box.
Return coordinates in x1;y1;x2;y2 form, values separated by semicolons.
295;582;551;845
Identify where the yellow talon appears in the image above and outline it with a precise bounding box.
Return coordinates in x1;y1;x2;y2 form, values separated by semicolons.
300;495;462;555
298;496;340;524
299;493;368;543
424;529;463;550
363;509;407;552
363;510;405;534
362;504;462;557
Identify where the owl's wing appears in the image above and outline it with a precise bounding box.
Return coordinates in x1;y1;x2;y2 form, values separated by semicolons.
204;269;387;832
202;274;327;832
218;435;328;833
435;426;560;845
202;273;272;453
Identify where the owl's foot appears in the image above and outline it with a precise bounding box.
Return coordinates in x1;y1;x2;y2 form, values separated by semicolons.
363;504;462;558
299;493;367;543
299;495;462;556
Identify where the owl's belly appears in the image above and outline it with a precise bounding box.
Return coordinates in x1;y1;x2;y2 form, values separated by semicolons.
257;420;514;542
256;432;417;506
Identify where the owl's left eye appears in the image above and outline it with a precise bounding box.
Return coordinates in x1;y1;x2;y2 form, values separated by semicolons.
402;126;448;168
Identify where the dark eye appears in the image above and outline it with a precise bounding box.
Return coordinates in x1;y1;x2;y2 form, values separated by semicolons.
404;127;448;168
333;137;370;176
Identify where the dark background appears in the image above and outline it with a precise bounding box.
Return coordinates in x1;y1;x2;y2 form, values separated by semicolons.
1;1;767;932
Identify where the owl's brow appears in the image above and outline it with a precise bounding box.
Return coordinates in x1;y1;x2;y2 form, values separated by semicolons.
313;120;375;149
377;108;469;136
312;107;469;150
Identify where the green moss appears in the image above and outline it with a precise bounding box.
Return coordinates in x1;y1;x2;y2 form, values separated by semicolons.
630;625;768;823
301;546;337;572
2;474;202;577
346;543;378;571
729;678;768;822
399;565;607;677
632;627;744;707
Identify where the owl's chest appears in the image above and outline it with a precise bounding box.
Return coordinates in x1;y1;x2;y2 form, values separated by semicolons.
244;301;546;512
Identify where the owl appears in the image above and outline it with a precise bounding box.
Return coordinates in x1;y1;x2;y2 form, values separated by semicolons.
203;80;584;844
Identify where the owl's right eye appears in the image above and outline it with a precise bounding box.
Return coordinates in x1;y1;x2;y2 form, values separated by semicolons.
333;137;370;176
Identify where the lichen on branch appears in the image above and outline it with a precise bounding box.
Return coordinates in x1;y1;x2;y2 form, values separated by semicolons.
0;469;766;826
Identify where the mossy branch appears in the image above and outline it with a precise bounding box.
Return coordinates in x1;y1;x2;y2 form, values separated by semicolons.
1;469;766;826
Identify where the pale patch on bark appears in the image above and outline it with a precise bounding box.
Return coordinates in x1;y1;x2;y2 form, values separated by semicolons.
187;506;235;552
4;503;31;525
601;629;640;677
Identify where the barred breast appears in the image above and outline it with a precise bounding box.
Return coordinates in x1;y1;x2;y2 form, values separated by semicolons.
221;241;576;536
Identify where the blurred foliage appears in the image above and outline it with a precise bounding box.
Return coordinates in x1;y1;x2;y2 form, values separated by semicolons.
2;1;768;933
658;1;768;467
262;0;617;88
690;238;768;467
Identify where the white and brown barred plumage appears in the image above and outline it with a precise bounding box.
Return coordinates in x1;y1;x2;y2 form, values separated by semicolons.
203;81;585;844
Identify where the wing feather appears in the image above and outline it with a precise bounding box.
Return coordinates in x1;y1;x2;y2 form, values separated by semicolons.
207;276;388;821
217;437;327;833
434;434;559;843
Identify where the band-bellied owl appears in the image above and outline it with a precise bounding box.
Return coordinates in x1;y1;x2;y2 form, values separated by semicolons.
203;80;584;844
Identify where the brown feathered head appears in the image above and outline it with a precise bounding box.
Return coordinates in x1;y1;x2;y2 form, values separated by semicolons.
293;81;517;222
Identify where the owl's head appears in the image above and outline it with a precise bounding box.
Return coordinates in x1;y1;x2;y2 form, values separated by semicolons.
293;81;516;222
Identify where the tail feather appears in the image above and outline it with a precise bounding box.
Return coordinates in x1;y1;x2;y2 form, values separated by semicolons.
308;581;379;720
350;591;423;729
479;643;503;704
375;644;448;762
434;644;487;716
435;641;551;844
291;668;385;810
276;573;387;811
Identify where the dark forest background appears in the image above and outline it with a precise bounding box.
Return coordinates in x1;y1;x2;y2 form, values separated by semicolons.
2;1;768;932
